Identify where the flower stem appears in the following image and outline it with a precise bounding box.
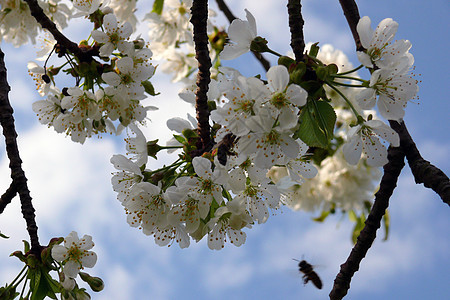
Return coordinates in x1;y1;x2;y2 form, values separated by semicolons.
326;82;361;118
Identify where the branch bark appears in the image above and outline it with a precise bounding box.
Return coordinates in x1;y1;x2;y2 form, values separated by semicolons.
287;0;306;61
0;182;17;214
329;145;405;299
215;0;271;71
0;47;41;255
337;0;363;51
191;0;212;151
390;120;450;205
24;0;98;62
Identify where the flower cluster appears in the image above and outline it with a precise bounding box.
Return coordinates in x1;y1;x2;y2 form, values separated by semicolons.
107;10;421;250
0;0;71;47
29;3;156;143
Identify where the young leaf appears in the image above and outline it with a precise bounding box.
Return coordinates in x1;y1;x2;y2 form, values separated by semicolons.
296;100;336;148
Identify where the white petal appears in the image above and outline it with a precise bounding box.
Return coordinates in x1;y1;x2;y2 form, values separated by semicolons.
286;84;307;107
343;134;363;165
102;72;121;86
356;16;373;49
267;65;289;92
103;13;118;33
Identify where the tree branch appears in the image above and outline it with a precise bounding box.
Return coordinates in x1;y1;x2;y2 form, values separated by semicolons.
0;47;41;255
215;0;271;71
329;145;406;300
390;120;450;205
287;0;306;61
24;0;98;62
191;0;212;151
0;182;17;214
337;0;363;51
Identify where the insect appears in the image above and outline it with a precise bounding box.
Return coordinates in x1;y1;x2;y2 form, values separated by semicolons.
213;133;237;166
294;259;323;289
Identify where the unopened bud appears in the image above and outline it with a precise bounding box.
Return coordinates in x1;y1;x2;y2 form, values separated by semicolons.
80;272;104;292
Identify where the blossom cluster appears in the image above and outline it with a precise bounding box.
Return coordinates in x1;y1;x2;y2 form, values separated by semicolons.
27;1;156;143
108;8;420;250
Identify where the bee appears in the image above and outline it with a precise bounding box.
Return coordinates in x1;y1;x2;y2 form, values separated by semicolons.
294;259;323;289
213;133;237;166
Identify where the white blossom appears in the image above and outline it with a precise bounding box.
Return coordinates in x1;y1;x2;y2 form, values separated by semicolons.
343;119;400;166
91;13;134;57
51;231;97;278
220;9;257;60
356;16;414;69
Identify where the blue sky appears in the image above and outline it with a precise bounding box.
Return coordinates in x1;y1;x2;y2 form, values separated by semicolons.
0;0;449;299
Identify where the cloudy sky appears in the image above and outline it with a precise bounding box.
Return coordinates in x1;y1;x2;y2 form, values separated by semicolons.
0;0;449;299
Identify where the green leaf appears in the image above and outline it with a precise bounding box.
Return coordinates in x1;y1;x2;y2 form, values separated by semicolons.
152;0;164;15
142;80;160;96
295;100;336;148
312;210;330;222
0;231;9;239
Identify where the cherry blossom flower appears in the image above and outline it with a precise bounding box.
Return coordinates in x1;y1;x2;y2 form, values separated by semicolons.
91;13;134;57
123;182;171;233
174;157;228;218
51;231;97;278
356;16;413;69
32;92;63;125
102;57;151;100
111;154;143;202
263;65;308;130
72;0;102;17
207;205;247;250
343;119;400;166
237;110;300;169
220;9;257;60
356;59;418;120
211;75;268;137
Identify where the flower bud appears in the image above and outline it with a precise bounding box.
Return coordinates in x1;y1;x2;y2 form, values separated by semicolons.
80;272;104;292
250;36;270;53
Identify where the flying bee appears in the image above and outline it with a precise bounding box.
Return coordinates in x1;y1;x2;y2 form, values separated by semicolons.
213;133;237;166
293;259;323;289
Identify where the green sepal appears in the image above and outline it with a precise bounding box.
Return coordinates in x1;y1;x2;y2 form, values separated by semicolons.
308;42;320;57
142;80;160;96
295;100;336;148
152;0;164;15
312;210;330;222
382;209;390;241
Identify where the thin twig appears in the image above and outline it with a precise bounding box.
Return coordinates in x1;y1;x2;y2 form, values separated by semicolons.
390;120;450;205
24;0;98;62
0;182;17;214
215;0;271;71
0;47;41;255
329;145;406;299
287;0;306;61
191;0;212;151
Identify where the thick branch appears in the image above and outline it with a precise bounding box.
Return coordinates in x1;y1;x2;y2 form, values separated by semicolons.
287;0;305;61
390;120;450;205
0;47;41;255
0;182;17;214
329;145;405;299
191;0;212;150
24;0;97;62
215;0;271;71
337;0;363;51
